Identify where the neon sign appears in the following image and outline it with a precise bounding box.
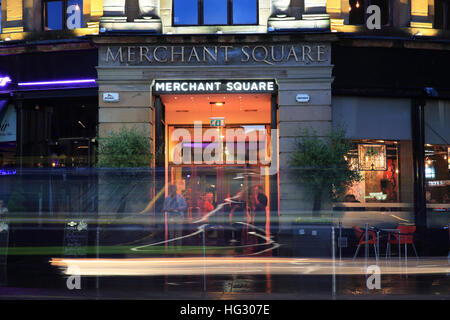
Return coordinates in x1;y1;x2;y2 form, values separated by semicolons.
18;79;96;86
0;77;11;87
0;169;16;176
153;80;276;94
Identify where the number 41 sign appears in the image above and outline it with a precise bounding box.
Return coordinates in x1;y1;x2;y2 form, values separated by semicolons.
210;117;225;127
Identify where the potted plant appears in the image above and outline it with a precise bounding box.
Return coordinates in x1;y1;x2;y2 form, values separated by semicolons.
290;127;362;214
97;126;153;216
288;127;362;257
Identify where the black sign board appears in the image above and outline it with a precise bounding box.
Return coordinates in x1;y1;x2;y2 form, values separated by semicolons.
62;220;89;257
0;220;9;265
153;80;277;94
0;220;9;285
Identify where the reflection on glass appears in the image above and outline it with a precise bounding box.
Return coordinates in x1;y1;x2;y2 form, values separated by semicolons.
233;0;258;24
46;1;63;30
425;145;450;204
204;0;228;25
173;0;198;25
345;140;400;203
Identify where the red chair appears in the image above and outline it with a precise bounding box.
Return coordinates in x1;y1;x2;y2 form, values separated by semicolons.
386;225;418;259
353;226;378;260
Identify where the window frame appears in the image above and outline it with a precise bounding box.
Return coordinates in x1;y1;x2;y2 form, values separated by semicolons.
42;0;68;31
172;0;259;27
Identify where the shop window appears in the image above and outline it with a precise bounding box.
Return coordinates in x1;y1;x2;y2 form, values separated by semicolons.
173;0;258;26
43;0;83;31
344;140;401;203
425;145;450;204
348;0;390;26
435;0;450;29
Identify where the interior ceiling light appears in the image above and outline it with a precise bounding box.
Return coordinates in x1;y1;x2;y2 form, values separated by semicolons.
210;102;225;106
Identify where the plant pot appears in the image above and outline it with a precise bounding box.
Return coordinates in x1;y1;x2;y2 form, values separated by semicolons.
271;0;291;18
103;0;126;17
138;0;160;19
292;222;334;257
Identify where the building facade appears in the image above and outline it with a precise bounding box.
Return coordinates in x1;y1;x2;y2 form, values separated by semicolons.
0;1;449;248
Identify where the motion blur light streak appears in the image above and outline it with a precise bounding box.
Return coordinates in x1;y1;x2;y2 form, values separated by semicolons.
49;257;450;277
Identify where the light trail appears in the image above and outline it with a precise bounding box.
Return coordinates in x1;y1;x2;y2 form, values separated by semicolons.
49;257;450;277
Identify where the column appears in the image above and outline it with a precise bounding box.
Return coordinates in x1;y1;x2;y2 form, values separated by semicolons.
101;0;127;22
303;0;330;27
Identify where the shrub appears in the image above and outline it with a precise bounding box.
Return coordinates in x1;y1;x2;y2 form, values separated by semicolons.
97;126;153;168
289;127;362;212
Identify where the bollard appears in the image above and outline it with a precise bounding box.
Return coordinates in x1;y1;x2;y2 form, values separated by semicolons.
365;223;369;263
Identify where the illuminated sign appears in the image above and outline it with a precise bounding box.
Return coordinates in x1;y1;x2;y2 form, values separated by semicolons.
358;144;387;171
103;92;120;102
153;80;276;94
18;79;96;87
210;117;225;127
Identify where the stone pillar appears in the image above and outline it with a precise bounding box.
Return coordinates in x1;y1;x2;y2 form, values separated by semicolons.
134;0;162;30
277;73;333;221
138;0;160;19
101;0;127;23
100;0;162;32
268;0;330;29
326;0;348;30
303;0;330;26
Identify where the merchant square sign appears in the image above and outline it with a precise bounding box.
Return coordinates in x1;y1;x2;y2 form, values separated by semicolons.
101;43;330;66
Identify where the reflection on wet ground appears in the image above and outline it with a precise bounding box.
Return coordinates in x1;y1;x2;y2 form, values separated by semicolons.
0;256;448;300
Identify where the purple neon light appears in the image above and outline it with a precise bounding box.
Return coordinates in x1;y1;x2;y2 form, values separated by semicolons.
0;77;12;87
18;79;97;86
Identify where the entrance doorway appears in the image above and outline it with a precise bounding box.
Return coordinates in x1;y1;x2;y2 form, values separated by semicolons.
154;85;279;246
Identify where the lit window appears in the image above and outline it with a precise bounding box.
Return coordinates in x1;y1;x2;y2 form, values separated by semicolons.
173;0;258;26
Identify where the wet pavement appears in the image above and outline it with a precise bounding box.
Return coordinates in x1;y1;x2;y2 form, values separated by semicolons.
0;256;448;300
